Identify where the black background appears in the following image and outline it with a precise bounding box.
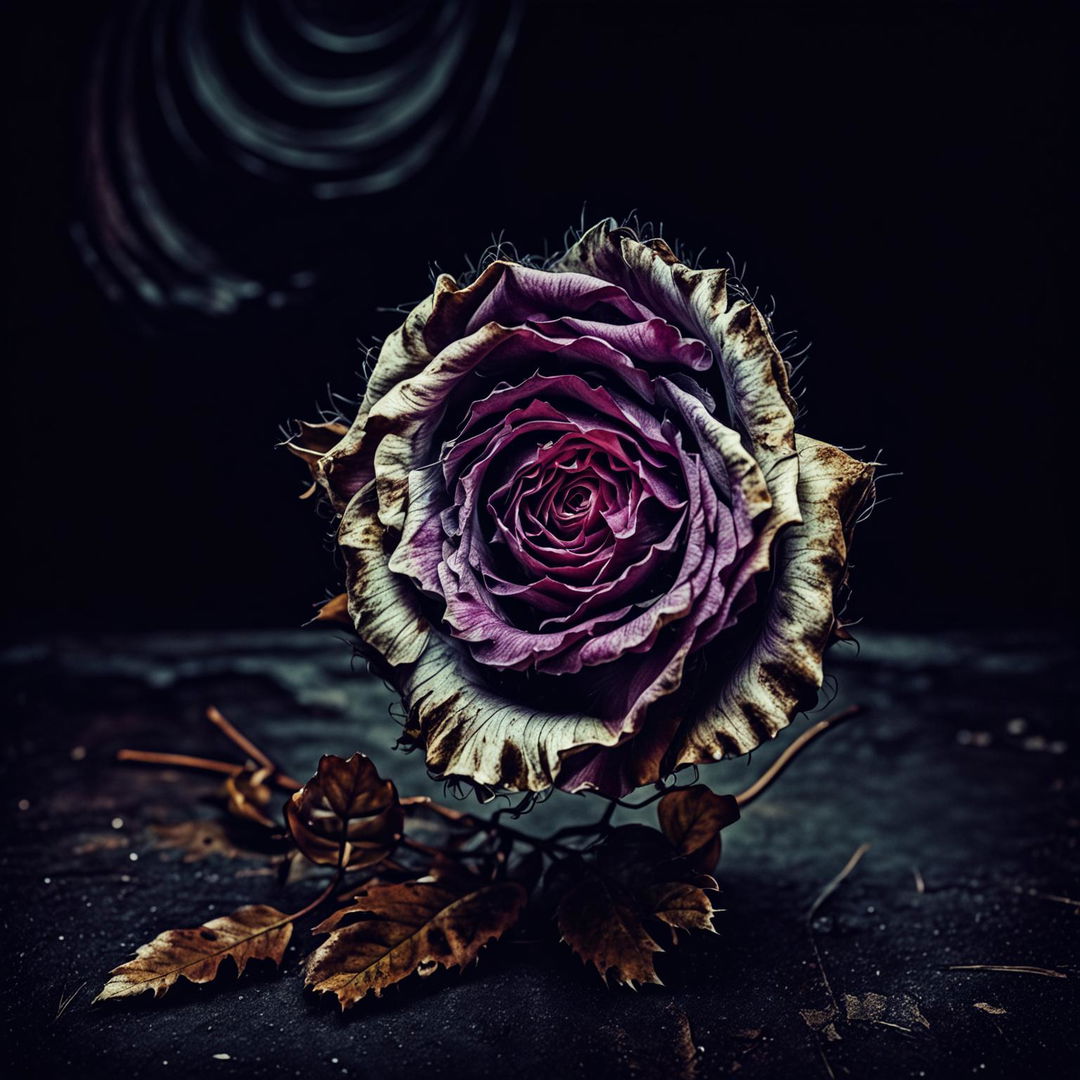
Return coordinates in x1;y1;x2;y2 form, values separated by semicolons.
3;0;1071;636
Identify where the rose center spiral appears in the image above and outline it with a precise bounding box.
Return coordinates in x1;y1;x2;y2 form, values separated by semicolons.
470;424;688;633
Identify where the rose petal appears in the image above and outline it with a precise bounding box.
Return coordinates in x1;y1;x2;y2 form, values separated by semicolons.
338;486;431;667
674;435;875;763
397;633;627;792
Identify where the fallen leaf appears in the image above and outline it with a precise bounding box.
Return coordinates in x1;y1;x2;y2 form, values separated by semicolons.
558;869;665;987
800;1007;835;1027
974;1001;1007;1015
95;905;292;1002
800;1006;843;1042
554;825;720;988
894;994;931;1030
285;420;348;498
223;765;276;829
805;992;930;1036
306;880;526;1007
152;820;242;862
843;991;888;1021
308;593;351;627
657;786;739;873
285;753;402;871
644;881;717;939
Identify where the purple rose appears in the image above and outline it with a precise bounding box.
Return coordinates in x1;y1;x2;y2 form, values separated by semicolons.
293;220;874;796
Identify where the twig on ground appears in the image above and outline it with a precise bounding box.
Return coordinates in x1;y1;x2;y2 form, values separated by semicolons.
206;706;275;771
947;964;1066;978
806;842;872;1014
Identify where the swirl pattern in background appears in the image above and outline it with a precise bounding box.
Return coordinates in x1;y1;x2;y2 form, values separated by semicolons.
73;0;522;317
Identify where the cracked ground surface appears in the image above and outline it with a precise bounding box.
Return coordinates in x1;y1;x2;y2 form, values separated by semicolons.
1;629;1077;1079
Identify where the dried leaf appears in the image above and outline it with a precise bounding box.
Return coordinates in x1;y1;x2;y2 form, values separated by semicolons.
643;881;716;939
657;785;739;872
308;593;351;627
554;826;720;988
306;880;526;1007
95;905;292;1002
223;765;276;828
152;820;242;862
557;869;665;988
595;823;682;885
285;753;402;871
843;991;888;1021
800;1005;838;1028
286;420;348;498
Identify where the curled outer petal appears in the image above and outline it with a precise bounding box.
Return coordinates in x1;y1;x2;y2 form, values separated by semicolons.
674;435;875;764
397;634;629;792
337;485;430;667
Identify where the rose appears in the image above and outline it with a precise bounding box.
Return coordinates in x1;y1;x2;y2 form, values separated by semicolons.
293;219;874;796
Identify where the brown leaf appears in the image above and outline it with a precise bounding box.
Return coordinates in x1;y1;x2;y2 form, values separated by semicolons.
657;786;739;872
557;869;665;988
94;905;292;1002
285;420;348;498
553;826;720;988
643;881;716;939
843;991;888;1021
285;753;402;871
306;880;526;1007
223;765;276;829
308;593;351;627
152;820;242;862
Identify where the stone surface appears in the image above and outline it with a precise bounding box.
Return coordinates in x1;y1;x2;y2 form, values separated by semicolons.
1;629;1077;1079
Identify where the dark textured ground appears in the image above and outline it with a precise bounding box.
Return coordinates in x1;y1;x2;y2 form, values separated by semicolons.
1;629;1077;1079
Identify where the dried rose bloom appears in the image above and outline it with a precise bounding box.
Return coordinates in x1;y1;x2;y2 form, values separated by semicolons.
292;220;874;796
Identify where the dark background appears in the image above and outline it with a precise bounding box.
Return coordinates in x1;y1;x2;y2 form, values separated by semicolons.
3;0;1071;637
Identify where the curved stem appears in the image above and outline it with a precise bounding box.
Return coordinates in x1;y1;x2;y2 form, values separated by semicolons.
401;795;572;856
549;797;619;844
288;870;344;921
400;795;477;825
606;779;685;811
489;822;576;857
735;705;862;808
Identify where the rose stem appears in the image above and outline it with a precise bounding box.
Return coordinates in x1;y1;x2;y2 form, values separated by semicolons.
490;823;577;857
205;705;275;771
734;705;863;808
400;795;569;856
288;870;345;921
399;795;477;825
549;797;619;843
